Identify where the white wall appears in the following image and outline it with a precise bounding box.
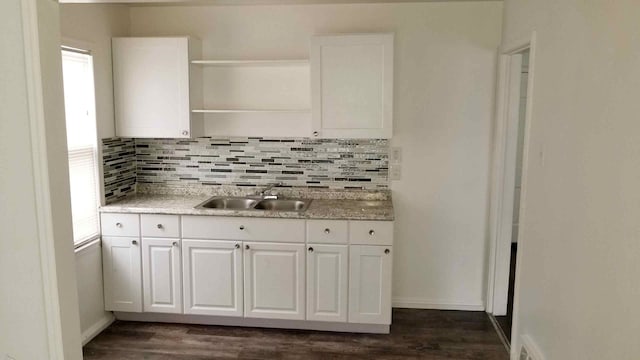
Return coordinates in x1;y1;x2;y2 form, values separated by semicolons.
129;1;503;309
503;1;640;358
60;3;128;342
1;0;82;358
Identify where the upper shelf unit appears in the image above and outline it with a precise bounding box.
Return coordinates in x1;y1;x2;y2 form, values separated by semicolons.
191;59;309;66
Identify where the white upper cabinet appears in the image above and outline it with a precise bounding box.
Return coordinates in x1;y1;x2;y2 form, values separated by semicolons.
310;34;394;139
112;37;202;138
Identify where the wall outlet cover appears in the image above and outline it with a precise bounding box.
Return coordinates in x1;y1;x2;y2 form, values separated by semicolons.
390;164;402;180
390;147;402;164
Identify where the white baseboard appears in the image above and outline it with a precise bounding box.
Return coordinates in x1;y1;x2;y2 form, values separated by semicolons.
392;297;485;311
81;313;115;346
114;312;390;334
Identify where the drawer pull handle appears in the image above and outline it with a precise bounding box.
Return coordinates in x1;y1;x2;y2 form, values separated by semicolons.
157;224;163;229
245;244;250;250
235;243;240;249
308;247;314;253
172;241;178;247
385;248;390;254
239;225;245;231
116;222;122;228
324;228;331;234
131;240;137;245
369;230;375;236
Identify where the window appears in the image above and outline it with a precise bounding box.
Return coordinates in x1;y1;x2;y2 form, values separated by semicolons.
61;48;100;246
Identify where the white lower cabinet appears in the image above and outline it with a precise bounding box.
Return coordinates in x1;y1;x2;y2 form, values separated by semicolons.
244;242;305;320
348;245;393;325
102;213;394;331
141;238;182;314
182;239;243;316
102;236;142;312
306;244;348;322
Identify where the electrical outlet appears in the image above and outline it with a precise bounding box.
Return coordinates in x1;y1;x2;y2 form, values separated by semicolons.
390;147;402;164
390;164;402;180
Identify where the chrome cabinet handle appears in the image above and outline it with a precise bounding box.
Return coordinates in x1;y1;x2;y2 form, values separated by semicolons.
235;243;240;249
245;244;250;250
182;130;189;136
116;222;122;228
172;241;178;247
369;230;375;236
157;224;163;229
313;131;319;137
385;248;390;254
131;240;137;245
308;247;314;253
239;225;245;231
324;228;331;234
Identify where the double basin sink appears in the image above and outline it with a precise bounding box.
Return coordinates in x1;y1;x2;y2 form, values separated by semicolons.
195;196;311;212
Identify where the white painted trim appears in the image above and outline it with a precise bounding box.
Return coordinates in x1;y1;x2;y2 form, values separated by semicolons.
486;30;537;321
520;335;545;360
20;0;64;358
81;314;115;346
510;31;537;360
114;312;390;334
393;298;485;311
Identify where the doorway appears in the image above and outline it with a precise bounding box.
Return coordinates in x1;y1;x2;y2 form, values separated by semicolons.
486;43;534;348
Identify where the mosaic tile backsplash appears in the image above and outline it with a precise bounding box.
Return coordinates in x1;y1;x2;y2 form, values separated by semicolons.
102;137;389;203
102;137;136;203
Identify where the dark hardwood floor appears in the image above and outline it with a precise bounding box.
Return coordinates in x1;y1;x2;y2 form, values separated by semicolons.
83;309;508;359
494;243;517;343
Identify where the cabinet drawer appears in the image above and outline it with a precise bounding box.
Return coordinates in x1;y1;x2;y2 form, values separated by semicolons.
101;213;140;237
349;221;393;246
182;216;305;243
141;214;180;238
307;220;348;244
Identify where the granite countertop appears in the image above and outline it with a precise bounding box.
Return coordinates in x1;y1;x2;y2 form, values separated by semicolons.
100;186;394;221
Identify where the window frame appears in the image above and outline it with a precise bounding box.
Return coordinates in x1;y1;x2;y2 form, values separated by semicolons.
61;39;103;249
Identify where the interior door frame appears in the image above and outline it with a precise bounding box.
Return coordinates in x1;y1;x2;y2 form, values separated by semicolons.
485;31;537;322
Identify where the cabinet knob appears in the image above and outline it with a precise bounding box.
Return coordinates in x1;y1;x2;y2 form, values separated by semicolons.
172;241;178;247
239;225;245;231
385;248;390;254
157;224;163;229
131;240;137;245
369;229;375;236
182;130;189;136
313;131;319;137
245;244;250;250
308;247;314;253
235;243;240;249
324;228;331;234
116;222;122;228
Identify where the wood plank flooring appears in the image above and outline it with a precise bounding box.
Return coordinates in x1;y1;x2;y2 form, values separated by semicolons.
84;309;508;359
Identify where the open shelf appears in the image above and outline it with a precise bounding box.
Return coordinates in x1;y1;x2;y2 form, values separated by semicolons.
191;59;309;66
192;109;311;114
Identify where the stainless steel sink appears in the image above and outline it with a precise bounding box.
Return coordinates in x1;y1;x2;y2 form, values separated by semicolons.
196;197;260;210
195;196;311;212
254;199;310;212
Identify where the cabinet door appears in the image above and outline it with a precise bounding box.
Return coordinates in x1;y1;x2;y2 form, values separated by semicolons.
244;242;305;320
142;238;182;313
306;244;348;322
113;37;195;138
311;34;394;139
102;236;142;312
182;239;243;316
348;245;393;324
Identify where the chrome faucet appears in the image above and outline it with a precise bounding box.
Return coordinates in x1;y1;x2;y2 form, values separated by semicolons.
258;182;282;200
